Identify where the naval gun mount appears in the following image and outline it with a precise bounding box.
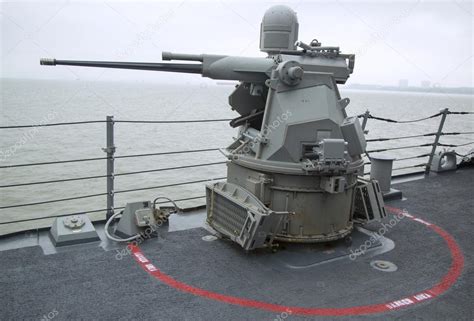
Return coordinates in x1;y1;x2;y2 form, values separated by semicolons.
40;5;386;251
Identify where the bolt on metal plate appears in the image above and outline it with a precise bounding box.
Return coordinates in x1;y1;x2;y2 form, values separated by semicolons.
202;235;218;242
370;260;398;272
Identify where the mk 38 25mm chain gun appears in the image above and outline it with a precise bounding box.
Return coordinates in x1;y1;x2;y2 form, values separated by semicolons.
41;5;386;250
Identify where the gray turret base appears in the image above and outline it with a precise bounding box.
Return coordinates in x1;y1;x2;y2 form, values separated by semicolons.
382;188;403;201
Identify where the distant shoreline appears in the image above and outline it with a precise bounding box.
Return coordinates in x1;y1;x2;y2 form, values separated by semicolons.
344;84;473;95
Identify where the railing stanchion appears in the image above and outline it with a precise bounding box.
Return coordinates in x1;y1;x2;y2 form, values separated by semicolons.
425;108;449;176
105;115;115;219
361;110;370;131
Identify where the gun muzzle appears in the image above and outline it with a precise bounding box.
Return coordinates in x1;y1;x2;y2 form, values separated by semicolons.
40;58;57;66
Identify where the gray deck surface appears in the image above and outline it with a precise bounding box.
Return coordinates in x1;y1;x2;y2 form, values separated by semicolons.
1;168;473;321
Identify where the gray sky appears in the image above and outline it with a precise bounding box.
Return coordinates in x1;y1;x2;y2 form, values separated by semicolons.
1;0;473;87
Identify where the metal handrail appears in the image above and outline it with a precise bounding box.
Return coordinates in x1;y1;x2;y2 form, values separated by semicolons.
0;161;226;189
0;192;108;210
438;141;474;147
0;148;222;169
0;174;109;188
114;119;232;124
115;148;221;159
114;161;225;177
0;118;232;129
0;195;206;225
0;120;106;129
1;109;473;227
114;177;226;194
363;153;431;165
357;109;473;124
366;143;433;153
0;110;470;130
366;131;474;142
363;163;426;176
0;156;108;169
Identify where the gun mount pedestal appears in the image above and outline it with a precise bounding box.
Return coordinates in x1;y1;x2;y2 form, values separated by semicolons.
206;68;373;247
217;162;356;242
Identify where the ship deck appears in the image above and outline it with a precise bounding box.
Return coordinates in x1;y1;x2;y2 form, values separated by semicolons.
1;167;472;321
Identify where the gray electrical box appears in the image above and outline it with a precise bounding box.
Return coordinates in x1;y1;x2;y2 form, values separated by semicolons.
115;201;152;238
341;117;366;156
319;139;347;160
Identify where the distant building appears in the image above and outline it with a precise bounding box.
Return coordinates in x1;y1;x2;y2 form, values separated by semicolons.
399;79;409;88
421;80;431;88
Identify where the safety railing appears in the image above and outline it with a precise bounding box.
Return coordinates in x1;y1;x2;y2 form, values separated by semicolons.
358;108;474;175
0;117;230;230
0;108;473;230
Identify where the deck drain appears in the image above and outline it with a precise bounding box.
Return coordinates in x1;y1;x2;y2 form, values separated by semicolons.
202;235;218;242
370;260;397;272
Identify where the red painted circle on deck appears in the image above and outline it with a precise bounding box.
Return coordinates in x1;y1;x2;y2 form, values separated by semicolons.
130;206;464;316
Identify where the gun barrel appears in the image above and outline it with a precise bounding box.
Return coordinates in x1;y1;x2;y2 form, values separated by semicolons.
40;58;202;74
162;52;203;62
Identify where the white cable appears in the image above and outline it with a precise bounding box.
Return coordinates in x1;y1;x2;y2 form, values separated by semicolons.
153;196;180;213
104;211;141;242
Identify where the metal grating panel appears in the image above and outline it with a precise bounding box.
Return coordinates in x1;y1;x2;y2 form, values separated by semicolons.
210;193;247;236
206;181;289;250
353;179;386;222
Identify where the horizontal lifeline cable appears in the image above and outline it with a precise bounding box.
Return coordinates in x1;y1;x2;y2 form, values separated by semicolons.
395;153;431;161
392;163;427;171
0;148;222;169
358;110;473;124
363;153;429;165
115;148;221;159
0;192;108;210
365;112;442;123
366;131;474;142
0;156;109;169
114;119;232;124
362;164;425;176
115;161;225;177
1;135;468;169
109;195;205;211
0;120;106;129
0;162;226;188
438;141;474;147
0;195;206;225
1;111;471;129
0;208;108;225
0;174;109;188
366;143;433;153
366;133;434;142
454;151;474;158
0;118;233;129
440;131;474;136
447;111;474;115
115;177;226;194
